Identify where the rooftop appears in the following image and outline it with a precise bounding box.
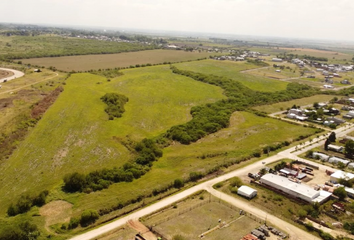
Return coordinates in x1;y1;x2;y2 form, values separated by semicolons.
330;170;354;180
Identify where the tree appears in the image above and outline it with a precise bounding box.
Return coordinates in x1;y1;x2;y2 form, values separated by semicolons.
324;138;330;151
63;172;86;192
328;132;336;143
334;187;347;201
345;140;354;159
230;177;243;187
313;102;319;108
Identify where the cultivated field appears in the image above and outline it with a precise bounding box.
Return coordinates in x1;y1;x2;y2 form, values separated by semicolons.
142;192;260;240
252;95;337;114
174;59;289;92
20;50;215;71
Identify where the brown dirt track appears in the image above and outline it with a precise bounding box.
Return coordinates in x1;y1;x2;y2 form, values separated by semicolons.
0;70;14;79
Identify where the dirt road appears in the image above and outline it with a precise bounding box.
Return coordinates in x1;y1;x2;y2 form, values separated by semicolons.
0;67;24;82
69;123;354;240
0;72;58;96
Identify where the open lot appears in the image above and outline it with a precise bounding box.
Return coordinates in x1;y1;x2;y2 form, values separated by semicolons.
20;50;215;72
174;59;289;92
142;192;261;240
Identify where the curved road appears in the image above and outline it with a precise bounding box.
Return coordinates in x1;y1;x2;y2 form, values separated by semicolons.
69;122;354;240
0;67;24;82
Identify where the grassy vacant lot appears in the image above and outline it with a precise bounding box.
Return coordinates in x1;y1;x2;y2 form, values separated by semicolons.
245;63;301;79
142;192;259;240
252;95;336;114
0;35;155;59
20;50;215;72
69;111;319;218
174;59;289;92
0;65;225;215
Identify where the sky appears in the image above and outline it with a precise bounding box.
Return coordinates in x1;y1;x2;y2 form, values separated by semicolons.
2;0;354;41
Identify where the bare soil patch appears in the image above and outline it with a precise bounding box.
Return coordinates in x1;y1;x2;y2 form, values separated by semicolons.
39;200;73;227
0;70;14;79
127;220;157;240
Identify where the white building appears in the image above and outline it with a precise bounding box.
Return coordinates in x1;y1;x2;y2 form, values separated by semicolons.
237;185;257;199
330;170;354;184
328;157;349;166
260;174;331;204
312;152;329;161
327;144;344;153
272;58;283;62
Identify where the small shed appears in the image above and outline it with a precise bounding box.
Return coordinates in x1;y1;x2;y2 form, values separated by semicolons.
237;185;257;199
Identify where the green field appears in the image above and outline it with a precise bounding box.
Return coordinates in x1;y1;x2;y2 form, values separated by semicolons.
0;65;225;215
20;49;216;72
252;95;337;114
0;35;156;59
174;59;289;92
66;111;319;219
0;64;320;239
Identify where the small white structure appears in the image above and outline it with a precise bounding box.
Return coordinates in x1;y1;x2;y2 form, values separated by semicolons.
312;152;329;161
345;188;354;198
327;144;344;153
348;162;354;170
237;185;257;199
330;170;354;184
272;58;283;62
260;174;331;204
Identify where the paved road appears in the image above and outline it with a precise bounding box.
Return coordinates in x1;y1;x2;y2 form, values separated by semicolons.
69;122;354;240
0;67;24;82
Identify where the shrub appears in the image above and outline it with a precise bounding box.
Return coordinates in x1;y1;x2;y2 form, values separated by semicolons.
173;179;184;189
80;209;99;227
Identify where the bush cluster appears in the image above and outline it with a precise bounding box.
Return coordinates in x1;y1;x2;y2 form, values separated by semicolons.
100;93;129;120
0;220;40;240
7;190;49;216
